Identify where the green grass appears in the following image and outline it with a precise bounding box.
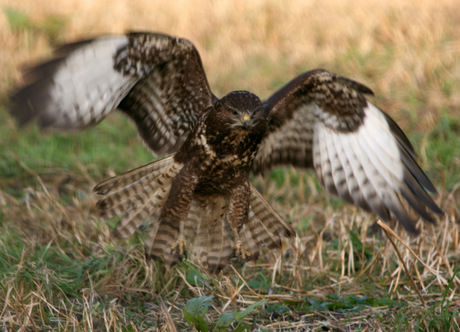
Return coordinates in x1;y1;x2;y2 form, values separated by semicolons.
1;2;460;329
421;113;460;189
1;93;459;331
0;109;154;184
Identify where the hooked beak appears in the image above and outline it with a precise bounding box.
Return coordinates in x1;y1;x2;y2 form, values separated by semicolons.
241;114;251;128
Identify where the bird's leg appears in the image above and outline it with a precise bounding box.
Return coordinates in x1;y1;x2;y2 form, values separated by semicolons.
233;237;251;260
151;163;198;265
171;216;189;257
228;180;251;260
171;234;188;257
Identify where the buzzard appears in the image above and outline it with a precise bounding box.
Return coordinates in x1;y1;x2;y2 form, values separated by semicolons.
10;32;443;272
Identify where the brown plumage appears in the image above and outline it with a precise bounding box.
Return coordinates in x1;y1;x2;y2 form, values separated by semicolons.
10;32;443;272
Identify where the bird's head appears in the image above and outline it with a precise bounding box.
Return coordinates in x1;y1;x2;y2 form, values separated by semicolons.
215;91;266;130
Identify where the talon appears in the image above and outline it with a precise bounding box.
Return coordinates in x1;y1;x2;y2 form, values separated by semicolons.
234;240;250;260
171;235;188;257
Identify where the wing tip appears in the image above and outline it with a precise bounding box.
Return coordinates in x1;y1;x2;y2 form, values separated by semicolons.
8;86;39;127
9;64;61;129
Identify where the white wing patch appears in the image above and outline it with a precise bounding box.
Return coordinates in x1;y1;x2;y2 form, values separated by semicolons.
49;36;137;128
313;103;404;219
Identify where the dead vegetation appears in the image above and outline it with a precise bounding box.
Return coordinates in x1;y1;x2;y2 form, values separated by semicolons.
1;0;459;330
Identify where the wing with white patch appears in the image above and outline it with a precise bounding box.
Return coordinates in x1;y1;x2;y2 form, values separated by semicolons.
10;32;215;155
256;69;443;233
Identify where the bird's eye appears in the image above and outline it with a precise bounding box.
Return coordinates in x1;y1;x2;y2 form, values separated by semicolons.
231;110;238;116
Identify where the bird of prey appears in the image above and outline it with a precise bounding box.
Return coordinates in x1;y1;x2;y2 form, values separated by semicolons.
10;32;443;272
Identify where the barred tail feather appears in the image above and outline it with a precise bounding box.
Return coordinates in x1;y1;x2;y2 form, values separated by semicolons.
192;197;235;272
94;157;176;219
93;156;183;240
238;221;261;260
94;156;175;195
190;187;294;272
244;210;281;249
191;201;210;267
247;184;296;244
205;218;234;272
144;184;200;268
232;187;295;263
144;217;182;267
113;186;170;239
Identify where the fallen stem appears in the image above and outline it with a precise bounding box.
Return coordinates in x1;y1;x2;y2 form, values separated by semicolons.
377;220;426;307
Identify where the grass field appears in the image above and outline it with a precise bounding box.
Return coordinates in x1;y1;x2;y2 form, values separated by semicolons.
1;0;459;330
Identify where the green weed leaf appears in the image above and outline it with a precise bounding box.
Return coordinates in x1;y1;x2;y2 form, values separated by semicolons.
122;324;136;332
234;299;268;322
185;266;209;287
267;303;290;316
216;312;235;330
233;325;252;332
183;296;214;332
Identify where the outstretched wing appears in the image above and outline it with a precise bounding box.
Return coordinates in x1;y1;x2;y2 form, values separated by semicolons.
10;32;215;155
254;69;443;233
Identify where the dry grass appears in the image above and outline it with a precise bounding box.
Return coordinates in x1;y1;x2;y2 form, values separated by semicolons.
1;0;459;330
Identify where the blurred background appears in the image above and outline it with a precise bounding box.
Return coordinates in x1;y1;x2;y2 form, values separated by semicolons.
2;0;459;124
